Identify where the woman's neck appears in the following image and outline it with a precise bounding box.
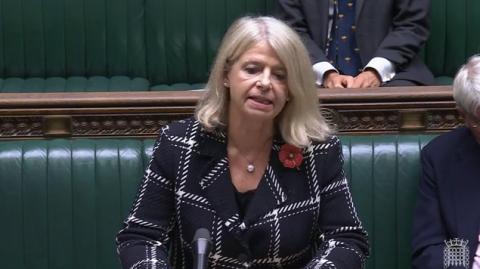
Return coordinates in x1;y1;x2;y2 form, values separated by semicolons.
227;115;274;151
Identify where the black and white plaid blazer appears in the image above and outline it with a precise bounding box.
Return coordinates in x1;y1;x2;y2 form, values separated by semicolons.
117;117;368;269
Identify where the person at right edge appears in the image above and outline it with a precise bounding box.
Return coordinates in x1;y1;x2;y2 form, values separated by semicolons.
412;55;480;268
277;0;434;88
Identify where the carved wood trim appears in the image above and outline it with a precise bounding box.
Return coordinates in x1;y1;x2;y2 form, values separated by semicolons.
0;86;461;139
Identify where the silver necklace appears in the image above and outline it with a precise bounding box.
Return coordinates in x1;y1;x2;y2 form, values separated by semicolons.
229;138;272;174
233;149;257;174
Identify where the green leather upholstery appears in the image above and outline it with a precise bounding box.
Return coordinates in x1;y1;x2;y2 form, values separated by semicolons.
0;0;147;79
424;0;480;84
144;0;277;87
0;0;275;92
0;0;148;92
0;76;150;92
0;0;477;90
0;134;437;269
341;135;435;269
0;139;153;269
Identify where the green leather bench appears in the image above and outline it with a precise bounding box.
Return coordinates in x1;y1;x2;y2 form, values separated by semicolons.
0;0;478;92
0;134;435;269
424;0;480;85
0;0;275;92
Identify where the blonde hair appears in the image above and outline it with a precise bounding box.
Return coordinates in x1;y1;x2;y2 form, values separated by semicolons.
195;16;332;147
453;55;480;116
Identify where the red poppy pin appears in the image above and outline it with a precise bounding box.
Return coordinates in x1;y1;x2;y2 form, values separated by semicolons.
279;144;303;169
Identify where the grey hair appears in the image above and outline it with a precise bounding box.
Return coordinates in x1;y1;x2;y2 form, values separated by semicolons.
453;55;480;115
195;16;332;147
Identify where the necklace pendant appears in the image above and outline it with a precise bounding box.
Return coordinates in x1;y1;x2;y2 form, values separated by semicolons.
246;163;255;173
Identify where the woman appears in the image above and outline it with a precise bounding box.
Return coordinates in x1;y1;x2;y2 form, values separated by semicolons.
117;16;368;269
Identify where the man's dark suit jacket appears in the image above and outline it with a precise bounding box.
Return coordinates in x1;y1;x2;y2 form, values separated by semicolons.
277;0;434;85
117;118;368;269
412;127;480;268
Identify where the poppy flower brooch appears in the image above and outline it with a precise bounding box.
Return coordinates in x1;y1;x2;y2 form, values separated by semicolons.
279;144;303;169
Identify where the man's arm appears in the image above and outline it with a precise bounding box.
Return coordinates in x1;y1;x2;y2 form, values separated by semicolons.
352;0;431;87
373;0;431;68
411;148;445;269
277;0;328;64
278;0;341;87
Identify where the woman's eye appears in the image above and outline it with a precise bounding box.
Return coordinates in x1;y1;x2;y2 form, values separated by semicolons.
244;66;259;74
273;72;287;81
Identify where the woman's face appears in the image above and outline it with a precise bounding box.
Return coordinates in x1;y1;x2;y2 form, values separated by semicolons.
225;41;289;123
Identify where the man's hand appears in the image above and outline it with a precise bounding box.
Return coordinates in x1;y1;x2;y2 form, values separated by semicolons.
323;71;354;88
352;69;382;88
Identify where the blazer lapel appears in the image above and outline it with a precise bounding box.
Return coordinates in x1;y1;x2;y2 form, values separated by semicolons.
451;132;480;263
243;144;288;225
303;0;330;47
197;130;243;232
355;0;365;23
196;132;290;232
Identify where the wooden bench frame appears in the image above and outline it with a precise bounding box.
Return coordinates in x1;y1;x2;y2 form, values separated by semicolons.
0;86;460;139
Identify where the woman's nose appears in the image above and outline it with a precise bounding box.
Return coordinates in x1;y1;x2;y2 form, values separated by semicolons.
258;70;272;89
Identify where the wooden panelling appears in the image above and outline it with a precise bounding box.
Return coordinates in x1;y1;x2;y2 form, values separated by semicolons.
0;86;461;139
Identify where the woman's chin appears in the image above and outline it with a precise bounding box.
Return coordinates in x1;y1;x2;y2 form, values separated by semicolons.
242;107;279;122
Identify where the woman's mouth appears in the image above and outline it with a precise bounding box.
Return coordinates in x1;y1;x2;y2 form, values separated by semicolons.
247;95;274;111
249;96;273;105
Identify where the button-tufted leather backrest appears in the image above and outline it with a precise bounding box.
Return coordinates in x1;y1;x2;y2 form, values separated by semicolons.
0;139;153;269
0;0;478;89
143;0;277;86
0;134;437;269
341;135;435;269
424;0;480;82
0;0;147;79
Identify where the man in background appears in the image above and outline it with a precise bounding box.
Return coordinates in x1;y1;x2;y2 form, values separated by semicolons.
412;55;480;268
277;0;434;88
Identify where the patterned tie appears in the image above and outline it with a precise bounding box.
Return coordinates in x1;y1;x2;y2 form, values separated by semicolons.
326;0;362;76
473;235;480;269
